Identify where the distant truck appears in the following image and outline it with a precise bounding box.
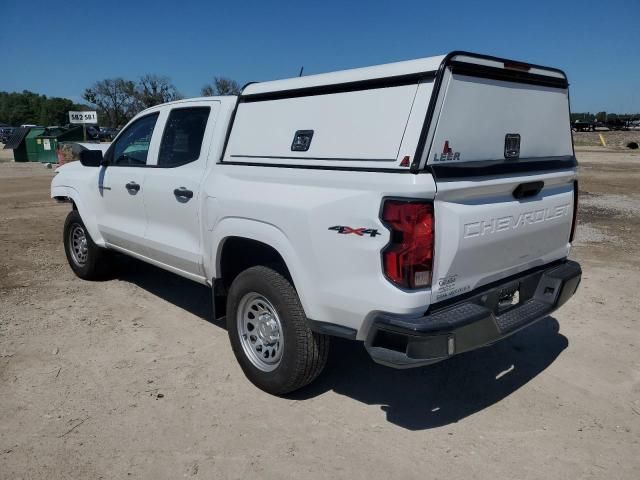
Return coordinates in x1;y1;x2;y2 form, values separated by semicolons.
571;120;595;132
52;51;582;394
604;119;629;131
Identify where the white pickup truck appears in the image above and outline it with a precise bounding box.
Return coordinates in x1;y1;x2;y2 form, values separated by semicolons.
52;51;581;394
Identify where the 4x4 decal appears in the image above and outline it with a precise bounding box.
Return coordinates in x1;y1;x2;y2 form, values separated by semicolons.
328;226;381;237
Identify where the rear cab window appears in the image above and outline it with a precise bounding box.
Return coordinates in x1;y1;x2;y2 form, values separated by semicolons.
158;107;210;167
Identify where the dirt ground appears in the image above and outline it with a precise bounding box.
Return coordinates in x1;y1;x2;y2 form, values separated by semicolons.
1;146;639;479
572;129;640;148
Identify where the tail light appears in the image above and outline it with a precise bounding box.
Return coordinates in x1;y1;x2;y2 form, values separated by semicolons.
569;180;578;242
381;199;434;289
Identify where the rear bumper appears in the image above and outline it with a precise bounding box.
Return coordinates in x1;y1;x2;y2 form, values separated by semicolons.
365;260;581;368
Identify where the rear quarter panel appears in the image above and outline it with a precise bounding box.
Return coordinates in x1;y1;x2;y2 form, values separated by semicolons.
206;166;437;339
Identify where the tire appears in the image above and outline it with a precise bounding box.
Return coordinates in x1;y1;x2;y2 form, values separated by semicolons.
226;266;329;395
63;210;112;280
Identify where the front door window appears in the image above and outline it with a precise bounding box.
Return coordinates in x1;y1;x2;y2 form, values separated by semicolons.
111;113;159;166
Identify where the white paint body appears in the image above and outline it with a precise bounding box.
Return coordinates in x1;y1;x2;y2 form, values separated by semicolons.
52;53;576;340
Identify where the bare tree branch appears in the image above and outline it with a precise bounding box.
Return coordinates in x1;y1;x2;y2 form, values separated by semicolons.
135;74;182;109
82;78;137;127
201;77;241;96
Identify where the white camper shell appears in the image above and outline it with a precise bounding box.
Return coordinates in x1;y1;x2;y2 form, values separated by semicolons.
225;52;573;172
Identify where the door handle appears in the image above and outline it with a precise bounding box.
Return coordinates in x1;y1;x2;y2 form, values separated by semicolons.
125;181;140;193
173;187;193;199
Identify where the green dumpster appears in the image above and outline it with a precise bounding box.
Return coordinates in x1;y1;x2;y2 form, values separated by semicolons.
34;126;84;163
3;127;45;162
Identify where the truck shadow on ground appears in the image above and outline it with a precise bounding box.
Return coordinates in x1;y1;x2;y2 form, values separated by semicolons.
117;257;568;431
116;256;218;324
293;318;567;430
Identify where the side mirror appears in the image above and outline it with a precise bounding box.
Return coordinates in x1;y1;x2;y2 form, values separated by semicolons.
79;149;104;167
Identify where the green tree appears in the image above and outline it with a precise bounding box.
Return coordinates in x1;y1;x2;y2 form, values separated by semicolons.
39;96;75;125
0;90;82;126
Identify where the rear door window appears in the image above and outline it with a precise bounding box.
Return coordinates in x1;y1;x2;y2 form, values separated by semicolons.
158;107;210;167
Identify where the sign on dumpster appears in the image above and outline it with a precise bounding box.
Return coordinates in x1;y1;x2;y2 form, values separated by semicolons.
69;111;98;124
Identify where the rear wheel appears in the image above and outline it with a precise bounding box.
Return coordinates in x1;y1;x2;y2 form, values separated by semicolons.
63;210;112;280
226;266;329;395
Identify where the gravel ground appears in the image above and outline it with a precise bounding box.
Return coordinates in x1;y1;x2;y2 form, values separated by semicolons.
1;147;639;479
580;192;640;218
572;129;640;148
0;143;14;163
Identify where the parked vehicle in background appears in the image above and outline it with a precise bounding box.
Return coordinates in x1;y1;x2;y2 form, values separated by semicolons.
51;51;582;395
99;127;119;141
571;120;595;132
605;118;630;131
0;127;15;143
84;125;101;140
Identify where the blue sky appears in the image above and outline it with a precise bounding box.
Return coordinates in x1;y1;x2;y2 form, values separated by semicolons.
1;0;638;112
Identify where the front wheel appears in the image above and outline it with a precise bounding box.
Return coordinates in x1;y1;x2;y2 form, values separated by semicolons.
63;210;112;280
226;266;329;395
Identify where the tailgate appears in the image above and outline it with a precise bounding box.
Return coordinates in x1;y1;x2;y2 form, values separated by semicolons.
425;55;576;303
432;173;575;303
